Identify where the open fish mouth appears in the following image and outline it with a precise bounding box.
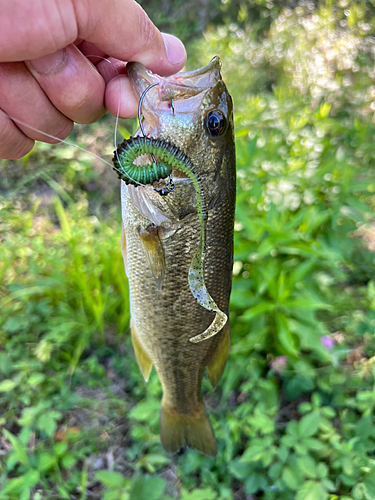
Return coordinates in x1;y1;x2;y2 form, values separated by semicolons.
126;57;223;137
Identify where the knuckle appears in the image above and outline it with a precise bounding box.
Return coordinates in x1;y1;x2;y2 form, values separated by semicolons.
0;125;34;159
39;118;73;143
59;85;104;124
10;142;34;159
54;119;74;139
79;107;106;125
63;90;92;115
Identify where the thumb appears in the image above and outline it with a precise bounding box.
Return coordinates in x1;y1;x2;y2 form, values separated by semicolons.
77;0;186;75
0;0;186;76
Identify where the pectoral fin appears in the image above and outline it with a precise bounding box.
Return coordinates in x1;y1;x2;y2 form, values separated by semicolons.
206;321;231;390
137;225;165;291
130;321;153;382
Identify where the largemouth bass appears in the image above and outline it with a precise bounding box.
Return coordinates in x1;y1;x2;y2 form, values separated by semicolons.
119;57;235;456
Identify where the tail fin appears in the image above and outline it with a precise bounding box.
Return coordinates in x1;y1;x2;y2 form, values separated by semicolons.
159;402;217;457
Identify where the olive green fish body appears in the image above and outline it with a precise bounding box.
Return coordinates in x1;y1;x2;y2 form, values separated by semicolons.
120;58;235;456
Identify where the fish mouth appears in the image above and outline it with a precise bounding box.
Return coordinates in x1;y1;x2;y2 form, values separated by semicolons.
126;57;222;136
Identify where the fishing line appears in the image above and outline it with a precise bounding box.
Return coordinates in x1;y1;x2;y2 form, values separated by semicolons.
0;54;153;189
0;55;122;170
0;108;114;169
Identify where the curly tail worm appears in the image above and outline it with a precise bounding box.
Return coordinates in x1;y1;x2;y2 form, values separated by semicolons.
113;136;172;187
112;136;227;343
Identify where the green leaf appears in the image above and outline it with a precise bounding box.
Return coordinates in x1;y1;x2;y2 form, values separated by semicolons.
0;471;38;497
38;452;57;471
296;455;317;478
96;471;126;488
27;373;45;386
104;492;128;500
298;412;321;437
304;438;324;451
244;473;267;494
282;466;302;490
228;460;252;480
295;443;308;455
129;476;166;500
319;102;331;119
241;301;275;320
2;429;30;466
316;463;328;479
0;379;17;392
36;411;61;437
22;470;40;487
18;406;42;427
0;476;27;495
269;462;283;480
54;441;68;457
353;483;368;500
56;485;71;499
20;488;30;500
285;375;314;400
61;453;77;469
282;298;331;311
342;456;354;476
276;314;298;356
128;400;160;424
257;238;274;257
286;421;299;439
277;445;290;462
241;437;275;462
296;481;328;500
180;488;217;500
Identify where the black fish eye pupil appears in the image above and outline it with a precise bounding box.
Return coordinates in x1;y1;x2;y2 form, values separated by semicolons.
206;111;225;136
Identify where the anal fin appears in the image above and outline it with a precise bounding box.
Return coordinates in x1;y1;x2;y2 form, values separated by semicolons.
206;321;231;390
130;321;153;382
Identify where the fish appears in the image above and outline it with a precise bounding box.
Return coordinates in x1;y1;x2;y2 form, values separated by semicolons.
119;56;236;456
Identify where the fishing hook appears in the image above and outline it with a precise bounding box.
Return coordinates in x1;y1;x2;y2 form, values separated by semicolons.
138;82;176;196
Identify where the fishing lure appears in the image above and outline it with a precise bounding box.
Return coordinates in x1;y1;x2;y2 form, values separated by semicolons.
112;136;171;187
112;133;227;343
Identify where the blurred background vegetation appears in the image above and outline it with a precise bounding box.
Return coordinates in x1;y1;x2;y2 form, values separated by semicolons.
1;0;375;499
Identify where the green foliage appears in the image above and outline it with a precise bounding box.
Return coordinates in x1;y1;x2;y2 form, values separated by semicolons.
1;1;375;499
95;471;173;500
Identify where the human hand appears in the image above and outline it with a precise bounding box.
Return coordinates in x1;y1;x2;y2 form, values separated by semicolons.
0;0;186;159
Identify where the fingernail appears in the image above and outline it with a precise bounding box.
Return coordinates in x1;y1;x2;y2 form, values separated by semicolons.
27;48;67;75
162;34;186;66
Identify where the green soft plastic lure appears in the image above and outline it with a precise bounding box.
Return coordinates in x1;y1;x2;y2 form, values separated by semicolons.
113;136;227;343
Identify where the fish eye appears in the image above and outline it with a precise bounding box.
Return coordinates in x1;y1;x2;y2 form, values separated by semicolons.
206;110;226;136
